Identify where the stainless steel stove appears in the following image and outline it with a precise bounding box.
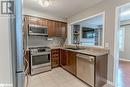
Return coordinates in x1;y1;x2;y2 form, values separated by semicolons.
30;47;51;75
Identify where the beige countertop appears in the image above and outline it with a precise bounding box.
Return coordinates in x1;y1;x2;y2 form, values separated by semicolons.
51;47;108;57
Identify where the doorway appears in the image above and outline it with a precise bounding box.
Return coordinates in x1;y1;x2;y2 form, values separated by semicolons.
115;3;130;87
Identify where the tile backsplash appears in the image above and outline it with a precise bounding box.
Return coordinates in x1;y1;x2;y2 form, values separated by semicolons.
28;35;65;48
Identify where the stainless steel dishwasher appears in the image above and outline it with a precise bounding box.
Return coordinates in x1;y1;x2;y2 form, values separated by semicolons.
76;53;95;87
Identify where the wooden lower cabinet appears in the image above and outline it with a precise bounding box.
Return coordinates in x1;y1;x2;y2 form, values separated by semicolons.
60;49;68;68
67;51;76;75
51;49;60;68
60;49;108;87
60;49;76;75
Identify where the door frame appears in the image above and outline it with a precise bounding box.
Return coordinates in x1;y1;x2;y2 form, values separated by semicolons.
114;2;130;87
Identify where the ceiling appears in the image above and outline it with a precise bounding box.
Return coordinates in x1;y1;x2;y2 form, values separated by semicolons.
23;0;105;19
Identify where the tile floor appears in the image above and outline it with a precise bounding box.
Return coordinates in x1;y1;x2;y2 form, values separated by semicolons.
25;67;113;87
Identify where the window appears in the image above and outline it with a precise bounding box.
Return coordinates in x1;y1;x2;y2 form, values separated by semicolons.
119;27;125;51
71;13;104;47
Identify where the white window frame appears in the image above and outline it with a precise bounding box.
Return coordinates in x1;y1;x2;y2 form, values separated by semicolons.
69;12;105;48
119;26;125;51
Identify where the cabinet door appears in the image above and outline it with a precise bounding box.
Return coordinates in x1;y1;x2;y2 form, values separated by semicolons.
55;22;62;37
37;18;43;26
67;51;76;75
42;19;48;26
29;16;38;25
55;22;67;37
60;49;68;68
61;23;67;38
48;20;55;37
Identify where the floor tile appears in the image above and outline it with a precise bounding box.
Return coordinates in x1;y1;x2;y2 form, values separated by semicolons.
25;67;112;87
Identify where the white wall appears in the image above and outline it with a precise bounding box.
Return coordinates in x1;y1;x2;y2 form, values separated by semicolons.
67;0;130;83
120;20;130;60
0;14;13;86
23;8;67;22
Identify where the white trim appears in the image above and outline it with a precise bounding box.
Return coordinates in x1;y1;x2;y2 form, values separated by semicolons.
120;59;130;62
114;2;130;87
107;80;114;86
69;12;105;48
113;5;120;87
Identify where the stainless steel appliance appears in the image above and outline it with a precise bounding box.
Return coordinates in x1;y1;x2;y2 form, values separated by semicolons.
30;47;51;75
76;54;95;87
29;24;48;36
10;0;25;87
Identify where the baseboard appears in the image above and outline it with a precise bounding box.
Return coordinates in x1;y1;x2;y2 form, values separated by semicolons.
120;59;130;62
107;80;114;86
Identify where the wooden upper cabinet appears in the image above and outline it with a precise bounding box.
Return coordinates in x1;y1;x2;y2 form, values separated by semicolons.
26;16;67;38
48;20;55;37
29;16;38;25
61;23;67;38
37;18;43;25
55;22;62;37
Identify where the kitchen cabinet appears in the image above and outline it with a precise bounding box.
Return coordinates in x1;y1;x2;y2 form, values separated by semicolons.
29;16;48;26
48;20;55;37
24;15;67;38
67;51;76;75
60;49;68;68
60;49;76;75
29;16;38;25
51;49;60;68
60;49;108;87
48;20;67;38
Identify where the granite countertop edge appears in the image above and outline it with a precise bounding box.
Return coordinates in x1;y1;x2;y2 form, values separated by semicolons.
51;47;108;57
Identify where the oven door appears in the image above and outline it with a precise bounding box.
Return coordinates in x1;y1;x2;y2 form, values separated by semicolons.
31;52;51;69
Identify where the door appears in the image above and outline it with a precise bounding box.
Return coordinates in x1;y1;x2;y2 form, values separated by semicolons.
67;51;76;75
61;23;67;38
31;54;51;69
60;50;68;68
29;16;38;25
48;20;55;37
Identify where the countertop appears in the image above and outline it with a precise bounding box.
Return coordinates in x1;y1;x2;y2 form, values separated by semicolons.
51;47;108;57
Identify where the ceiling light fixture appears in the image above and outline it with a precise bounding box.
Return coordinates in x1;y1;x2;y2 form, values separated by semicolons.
38;0;50;7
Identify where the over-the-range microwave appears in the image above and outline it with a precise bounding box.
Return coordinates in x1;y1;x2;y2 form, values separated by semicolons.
29;24;48;36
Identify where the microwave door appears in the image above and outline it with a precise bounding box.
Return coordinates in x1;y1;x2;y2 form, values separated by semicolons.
29;25;48;36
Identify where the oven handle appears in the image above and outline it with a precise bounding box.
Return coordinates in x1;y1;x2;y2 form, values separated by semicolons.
31;52;51;56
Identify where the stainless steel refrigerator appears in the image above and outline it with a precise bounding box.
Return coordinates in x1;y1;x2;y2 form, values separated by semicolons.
10;0;25;87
